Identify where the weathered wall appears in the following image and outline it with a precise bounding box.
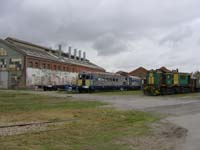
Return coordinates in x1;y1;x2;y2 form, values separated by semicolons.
26;68;78;87
0;42;25;89
0;71;8;89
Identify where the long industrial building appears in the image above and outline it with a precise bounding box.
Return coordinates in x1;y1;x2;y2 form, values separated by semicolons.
0;37;105;89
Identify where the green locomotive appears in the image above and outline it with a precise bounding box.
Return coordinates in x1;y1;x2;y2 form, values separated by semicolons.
143;70;195;95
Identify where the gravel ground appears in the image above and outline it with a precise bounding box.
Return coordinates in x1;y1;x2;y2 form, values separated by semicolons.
16;91;200;150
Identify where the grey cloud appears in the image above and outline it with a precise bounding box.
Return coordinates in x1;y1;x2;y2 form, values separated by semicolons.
159;26;193;47
0;0;200;71
93;34;128;56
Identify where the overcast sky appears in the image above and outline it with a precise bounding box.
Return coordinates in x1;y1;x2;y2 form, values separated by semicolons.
1;0;200;72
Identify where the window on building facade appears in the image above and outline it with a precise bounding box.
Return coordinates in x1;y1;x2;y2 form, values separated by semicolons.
29;61;33;67
9;58;22;70
47;64;50;69
42;63;46;69
0;59;7;70
54;65;57;70
58;65;61;70
0;48;7;56
35;62;39;68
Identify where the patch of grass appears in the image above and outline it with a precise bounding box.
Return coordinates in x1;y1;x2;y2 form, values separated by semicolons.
57;90;143;96
94;90;142;96
0;109;158;150
0;90;159;150
0;91;105;123
0;91;104;113
57;90;79;94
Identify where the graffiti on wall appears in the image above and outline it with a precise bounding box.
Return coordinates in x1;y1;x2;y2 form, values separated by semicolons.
26;68;78;86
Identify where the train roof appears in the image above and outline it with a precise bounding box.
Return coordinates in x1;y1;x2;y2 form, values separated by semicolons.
79;72;142;79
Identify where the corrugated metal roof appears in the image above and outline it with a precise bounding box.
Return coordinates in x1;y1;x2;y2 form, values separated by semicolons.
1;38;105;71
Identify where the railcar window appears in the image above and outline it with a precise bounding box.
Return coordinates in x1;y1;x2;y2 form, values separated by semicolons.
86;75;90;79
90;75;93;80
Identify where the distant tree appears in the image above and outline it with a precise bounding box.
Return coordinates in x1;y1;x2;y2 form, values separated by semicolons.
193;71;200;78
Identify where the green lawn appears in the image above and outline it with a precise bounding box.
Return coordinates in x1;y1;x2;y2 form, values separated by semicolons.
58;90;143;96
93;90;143;96
0;91;158;150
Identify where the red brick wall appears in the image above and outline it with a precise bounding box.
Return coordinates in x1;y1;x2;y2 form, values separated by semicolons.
25;56;105;73
129;68;148;79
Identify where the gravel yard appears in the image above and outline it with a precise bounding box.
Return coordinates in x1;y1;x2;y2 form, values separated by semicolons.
3;90;200;149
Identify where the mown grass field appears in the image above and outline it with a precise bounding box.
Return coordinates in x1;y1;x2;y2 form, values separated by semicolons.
0;91;158;150
60;90;143;96
94;90;143;96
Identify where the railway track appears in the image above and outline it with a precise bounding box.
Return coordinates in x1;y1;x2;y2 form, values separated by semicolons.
0;118;78;129
0;118;78;137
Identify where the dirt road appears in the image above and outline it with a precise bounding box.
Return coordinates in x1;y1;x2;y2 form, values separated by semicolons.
23;91;200;149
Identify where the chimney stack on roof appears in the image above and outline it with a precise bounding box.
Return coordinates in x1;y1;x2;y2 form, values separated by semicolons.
74;49;77;60
58;44;62;58
78;50;81;61
83;51;86;61
68;46;71;59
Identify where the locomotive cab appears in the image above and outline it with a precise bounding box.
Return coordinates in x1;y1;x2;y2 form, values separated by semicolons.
78;72;92;92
